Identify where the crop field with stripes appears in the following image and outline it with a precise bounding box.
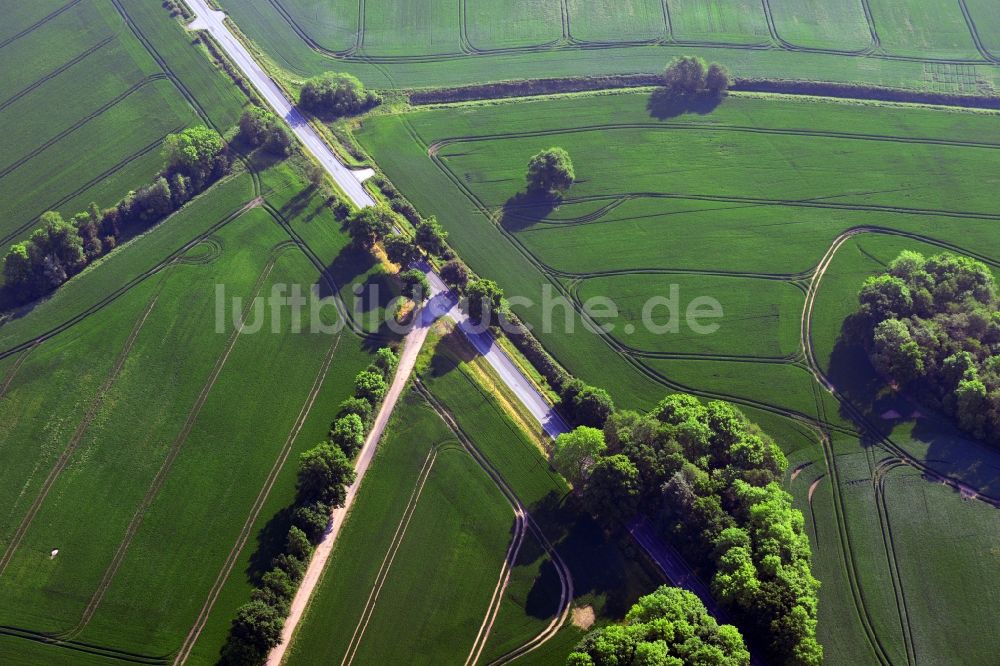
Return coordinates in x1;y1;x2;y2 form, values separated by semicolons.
356;90;1000;664
0;0;244;253
285;330;663;665
0;158;386;664
0;2;398;661
219;0;1000;91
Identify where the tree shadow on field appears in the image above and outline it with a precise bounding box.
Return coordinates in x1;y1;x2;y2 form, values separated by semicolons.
524;491;658;621
247;506;295;582
647;89;723;120
500;190;560;232
825;314;1000;499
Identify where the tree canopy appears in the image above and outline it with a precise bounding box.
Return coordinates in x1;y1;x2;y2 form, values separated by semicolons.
568;586;749;666
854;250;1000;443
663;56;730;98
347;205;396;249
526;147;575;196
466;278;505;325
552;426;607;486
577;394;820;665
299;72;380;117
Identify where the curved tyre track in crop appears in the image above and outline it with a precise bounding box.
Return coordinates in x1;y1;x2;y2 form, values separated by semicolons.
416;384;573;666
246;0;1000;68
339;443;451;666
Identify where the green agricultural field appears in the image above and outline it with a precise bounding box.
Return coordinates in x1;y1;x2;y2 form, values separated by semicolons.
356;90;1000;663
668;0;771;46
284;390;522;666
768;0;874;51
0;151;384;661
217;0;1000;92
0;0;244;249
866;0;981;59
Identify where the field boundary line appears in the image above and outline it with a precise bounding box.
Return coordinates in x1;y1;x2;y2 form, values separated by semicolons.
415;383;573;665
0;267;172;577
60;247;285;639
0;129;180;248
339;444;443;666
173;330;344;664
0;195;256;362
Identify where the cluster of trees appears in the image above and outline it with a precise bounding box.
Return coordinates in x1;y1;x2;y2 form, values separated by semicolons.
552;394;822;665
568;586;749;666
239;107;293;156
855;250;1000;443
221;348;398;664
526;147;575;197
662;56;730;99
299;72;381;118
4;125;229;303
344;204;449;304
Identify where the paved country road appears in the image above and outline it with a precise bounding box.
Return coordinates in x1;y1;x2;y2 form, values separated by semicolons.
180;2;740;663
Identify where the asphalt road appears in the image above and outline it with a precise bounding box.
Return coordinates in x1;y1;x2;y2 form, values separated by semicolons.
179;1;747;661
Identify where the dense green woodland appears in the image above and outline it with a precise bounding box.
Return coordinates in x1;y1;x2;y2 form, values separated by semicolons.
857;251;1000;444
556;394;821;665
569;586;749;666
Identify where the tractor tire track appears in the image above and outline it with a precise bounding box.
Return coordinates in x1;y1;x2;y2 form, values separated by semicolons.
0;75;169;181
0;0;86;51
173;331;344;665
0;267;172;577
339;444;445;666
60;247;283;640
0;341;40;402
0;198;258;362
0;131;180;249
416;384;573;666
0;35;116;113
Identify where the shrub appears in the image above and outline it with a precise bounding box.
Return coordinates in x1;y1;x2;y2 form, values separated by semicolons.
299;72;380;117
399;268;430;302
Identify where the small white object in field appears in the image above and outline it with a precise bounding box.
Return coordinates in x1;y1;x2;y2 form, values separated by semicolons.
50;549;59;559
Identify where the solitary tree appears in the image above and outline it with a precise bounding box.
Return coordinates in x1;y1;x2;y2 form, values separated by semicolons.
526;148;575;196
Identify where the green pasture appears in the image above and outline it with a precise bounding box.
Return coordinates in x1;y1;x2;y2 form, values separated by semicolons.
574;273;804;359
0;202;372;659
0;145;380;662
669;0;771;45
966;0;1000;56
465;0;563;50
218;0;1000;91
867;0;981;59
